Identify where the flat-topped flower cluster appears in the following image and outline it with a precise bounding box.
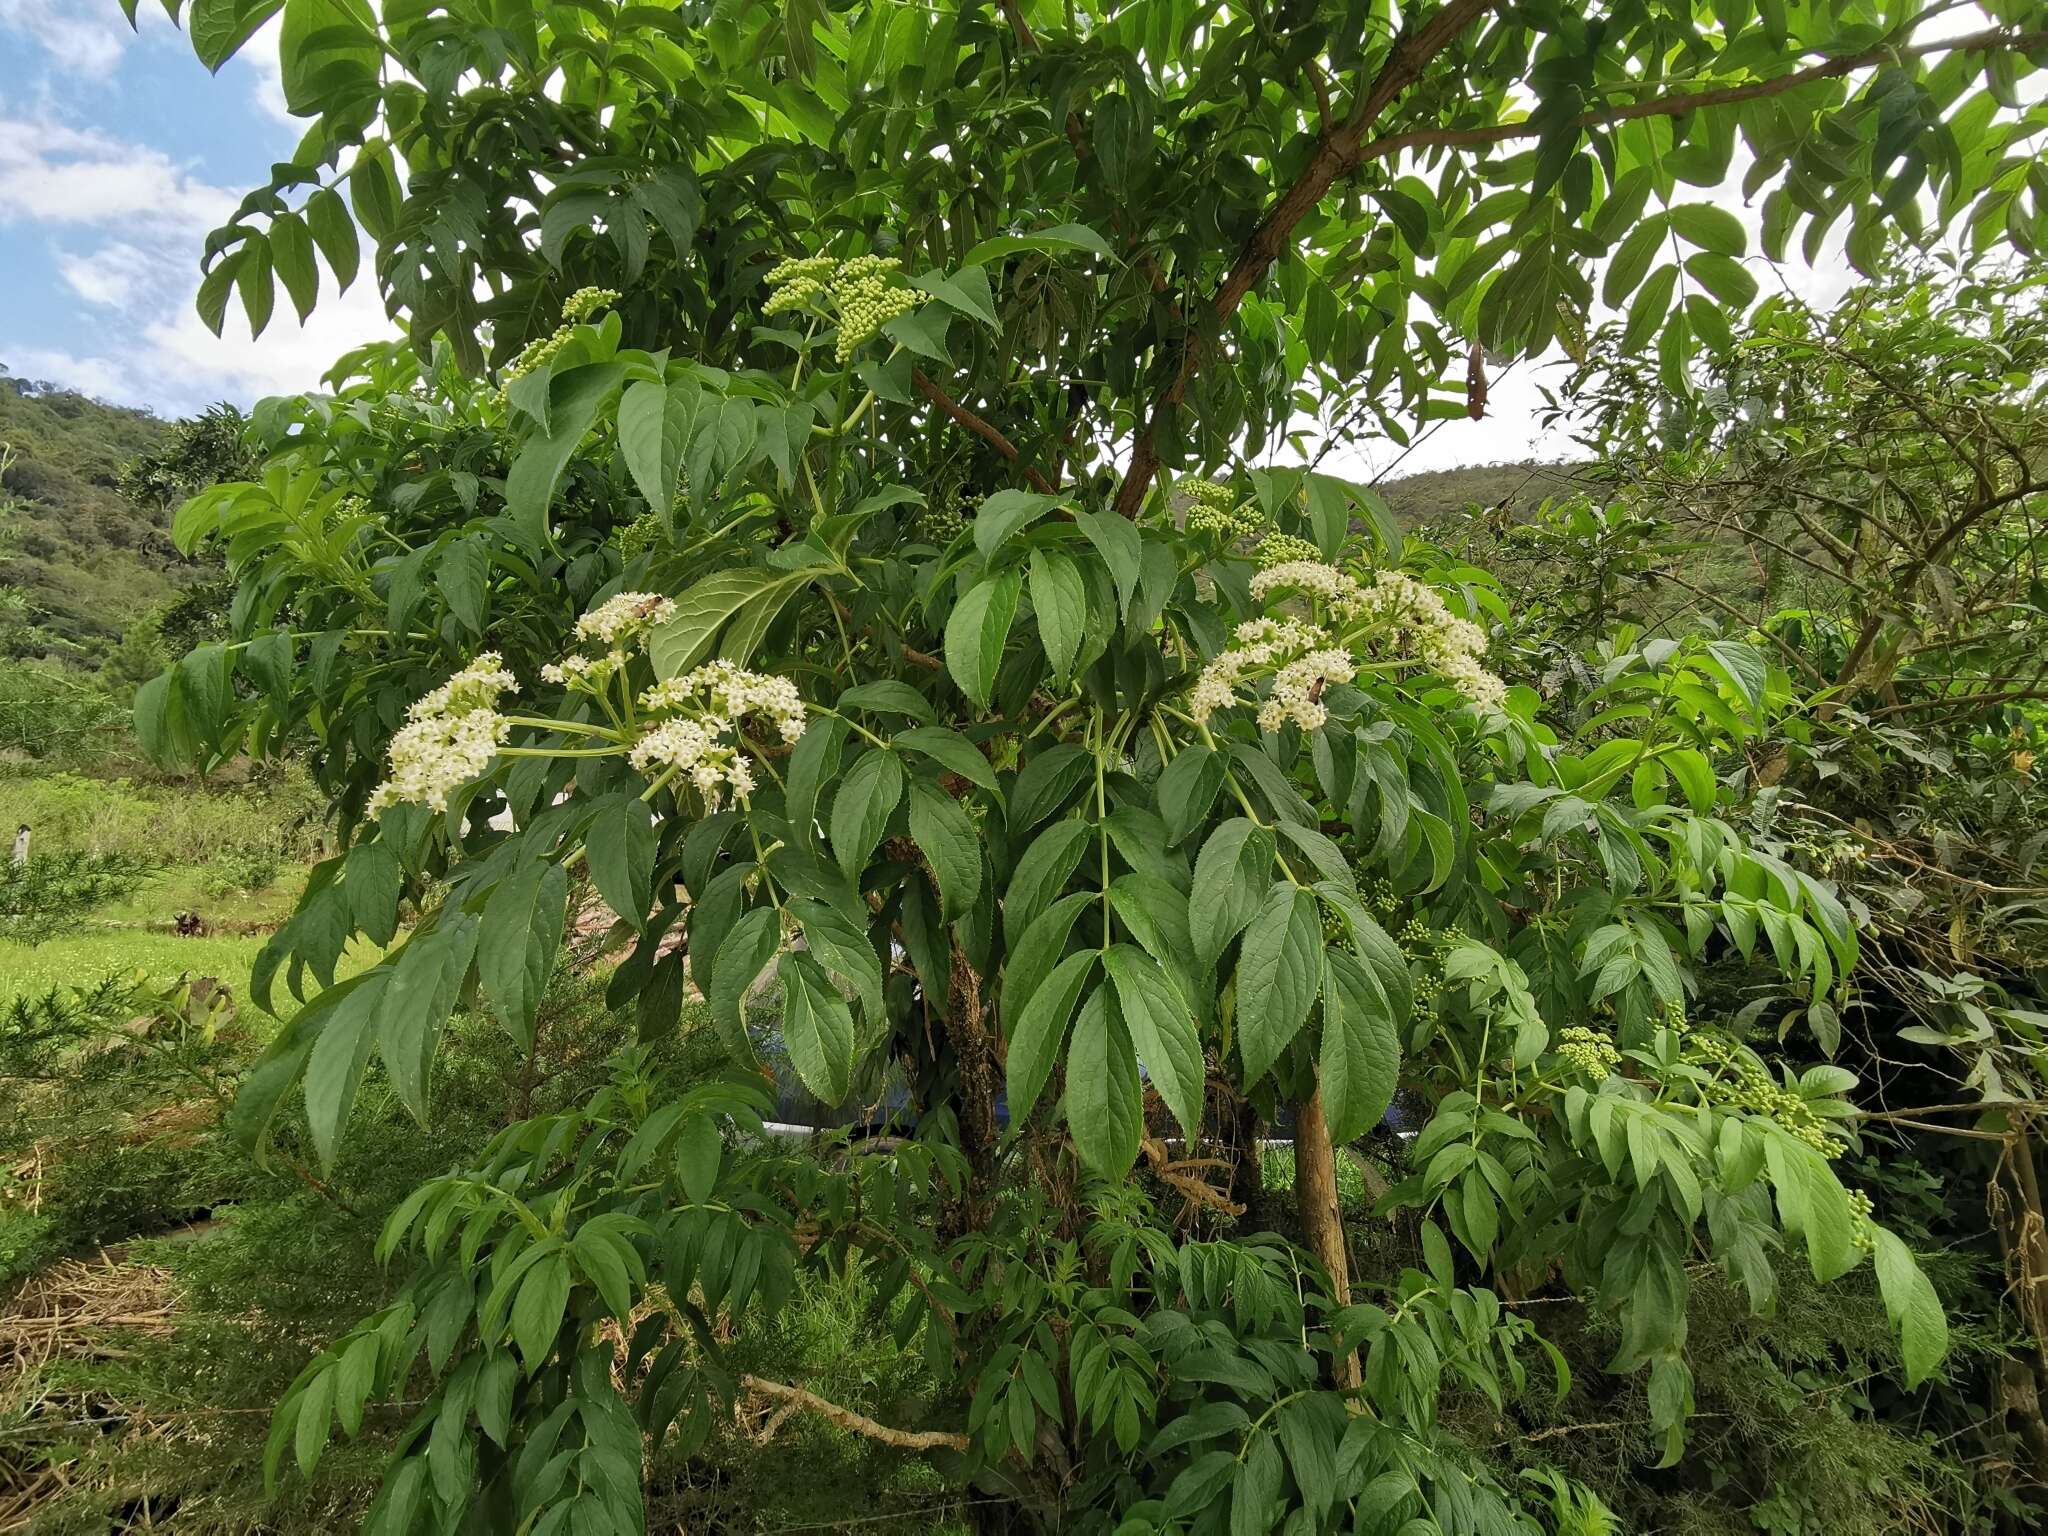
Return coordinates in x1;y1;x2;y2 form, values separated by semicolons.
367;588;811;819
540;592;678;687
630;660;807;811
1189;559;1507;730
368;653;517;814
1190;618;1346;731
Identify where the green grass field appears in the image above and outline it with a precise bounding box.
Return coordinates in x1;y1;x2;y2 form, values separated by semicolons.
1;773;331;1011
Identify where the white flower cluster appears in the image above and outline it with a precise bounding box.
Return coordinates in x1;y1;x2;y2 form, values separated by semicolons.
574;591;678;647
539;650;619;687
629;717;758;810
626;660;808;812
640;659;808;744
1349;569;1507;711
1250;559;1369;617
1194;560;1508;723
1189;618;1329;724
538;593;677;691
368;653;517;815
1258;649;1358;733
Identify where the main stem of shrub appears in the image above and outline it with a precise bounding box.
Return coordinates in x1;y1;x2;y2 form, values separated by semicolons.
1294;1082;1360;1391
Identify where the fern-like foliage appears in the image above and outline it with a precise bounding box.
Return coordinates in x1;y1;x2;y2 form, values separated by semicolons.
0;849;151;943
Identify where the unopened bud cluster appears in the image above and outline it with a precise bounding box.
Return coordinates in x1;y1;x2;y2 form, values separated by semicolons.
497;289;618;404
1183;479;1266;542
561;287;619;322
1400;916;1452;1005
1847;1188;1875;1253
499;327;573;399
917;497;968;546
614;509;665;559
1255;532;1323;568
760;253;915;363
368;653;517;815
1557;1026;1622;1081
1687;1032;1847;1157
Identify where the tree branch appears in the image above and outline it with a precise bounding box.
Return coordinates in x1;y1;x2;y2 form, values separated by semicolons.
1111;0;1497;517
997;0;1038;53
1108;13;2047;519
1347;24;2048;166
912;367;1057;493
739;1375;969;1451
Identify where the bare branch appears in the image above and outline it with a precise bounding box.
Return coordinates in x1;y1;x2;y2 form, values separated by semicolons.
912;367;1057;494
739;1375;969;1451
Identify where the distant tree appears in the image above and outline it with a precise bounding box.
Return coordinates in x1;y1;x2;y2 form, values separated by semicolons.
119;403;258;516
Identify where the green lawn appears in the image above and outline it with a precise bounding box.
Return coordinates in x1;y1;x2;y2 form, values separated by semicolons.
0;930;385;1014
1;929;273;1003
0;860;375;1016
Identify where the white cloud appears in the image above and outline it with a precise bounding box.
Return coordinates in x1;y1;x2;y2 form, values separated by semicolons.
17;263;398;416
0;115;235;232
0;103;396;416
148;273;399;401
56;240;162;308
0;0;139;76
240;14;297;125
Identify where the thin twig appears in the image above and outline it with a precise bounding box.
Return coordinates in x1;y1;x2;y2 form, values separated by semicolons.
911;368;1056;494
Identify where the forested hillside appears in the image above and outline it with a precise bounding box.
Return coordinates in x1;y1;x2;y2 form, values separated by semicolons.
0;374;248;664
0;367;1572;664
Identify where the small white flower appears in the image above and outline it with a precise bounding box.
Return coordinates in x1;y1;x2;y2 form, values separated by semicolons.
1189;619;1331;724
627;660;806;809
539;650;621;687
1250;560;1367;617
642;659;807;744
370;654;518;813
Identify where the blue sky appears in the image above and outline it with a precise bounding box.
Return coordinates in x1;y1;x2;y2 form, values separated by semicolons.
0;1;394;419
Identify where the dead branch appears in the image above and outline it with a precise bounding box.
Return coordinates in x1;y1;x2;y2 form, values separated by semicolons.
738;1374;969;1451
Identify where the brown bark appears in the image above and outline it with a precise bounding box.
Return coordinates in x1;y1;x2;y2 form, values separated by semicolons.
1996;1120;2048;1479
944;943;1002;1234
911;368;1056;494
1294;1084;1361;1391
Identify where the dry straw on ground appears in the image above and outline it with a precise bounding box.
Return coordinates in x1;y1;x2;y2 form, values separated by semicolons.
0;1249;179;1529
